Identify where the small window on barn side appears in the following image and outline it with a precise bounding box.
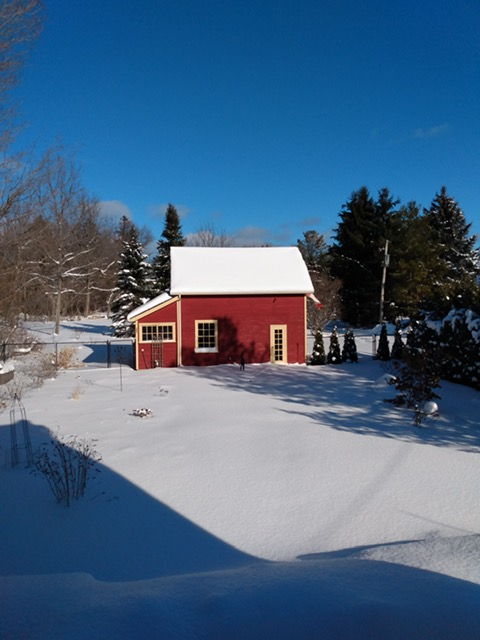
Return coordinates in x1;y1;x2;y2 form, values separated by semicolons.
195;320;218;352
140;323;175;343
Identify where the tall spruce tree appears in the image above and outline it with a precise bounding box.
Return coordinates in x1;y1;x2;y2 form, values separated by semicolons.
330;187;397;326
152;204;185;294
111;225;151;337
387;202;440;318
423;187;479;316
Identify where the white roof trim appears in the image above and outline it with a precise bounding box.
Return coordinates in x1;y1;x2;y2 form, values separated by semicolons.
127;292;173;321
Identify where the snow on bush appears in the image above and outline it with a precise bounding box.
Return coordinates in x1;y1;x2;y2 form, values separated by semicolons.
413;308;480;390
131;408;153;418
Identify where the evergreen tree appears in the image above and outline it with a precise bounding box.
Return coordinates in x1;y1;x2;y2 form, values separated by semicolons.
391;321;404;360
342;328;358;362
152;204;186;294
310;329;326;365
327;326;342;364
117;214;133;243
423;187;479;316
330;187;398;326
111;225;151;337
392;345;441;409
376;323;390;360
439;313;480;388
387;202;441;319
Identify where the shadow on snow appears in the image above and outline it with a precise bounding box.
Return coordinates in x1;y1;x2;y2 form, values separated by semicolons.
0;422;258;582
180;358;480;453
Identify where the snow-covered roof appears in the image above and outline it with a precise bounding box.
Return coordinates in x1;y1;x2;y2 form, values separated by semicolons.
170;247;314;295
127;292;174;321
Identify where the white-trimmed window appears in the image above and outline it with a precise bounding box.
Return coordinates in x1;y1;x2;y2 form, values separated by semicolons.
195;320;218;352
140;323;175;343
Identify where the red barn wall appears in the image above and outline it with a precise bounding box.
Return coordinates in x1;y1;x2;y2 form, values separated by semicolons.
179;294;306;366
136;301;178;369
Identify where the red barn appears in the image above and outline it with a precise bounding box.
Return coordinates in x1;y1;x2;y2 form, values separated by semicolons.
127;246;314;369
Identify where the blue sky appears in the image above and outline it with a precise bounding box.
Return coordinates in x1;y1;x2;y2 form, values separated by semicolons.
15;0;480;246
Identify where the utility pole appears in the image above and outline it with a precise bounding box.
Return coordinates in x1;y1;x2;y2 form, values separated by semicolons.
379;239;390;323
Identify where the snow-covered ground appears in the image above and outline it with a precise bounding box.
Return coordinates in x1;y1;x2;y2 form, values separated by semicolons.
1;319;480;639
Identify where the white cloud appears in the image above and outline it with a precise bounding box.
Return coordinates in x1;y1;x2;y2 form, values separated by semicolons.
231;224;294;247
231;225;272;246
148;203;192;220
297;216;323;229
99;200;132;221
413;124;450;139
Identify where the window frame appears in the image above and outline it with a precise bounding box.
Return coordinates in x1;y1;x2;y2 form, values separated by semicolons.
195;319;218;353
140;323;176;343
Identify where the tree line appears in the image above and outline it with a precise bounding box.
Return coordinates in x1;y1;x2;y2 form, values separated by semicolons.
0;1;118;335
300;185;479;330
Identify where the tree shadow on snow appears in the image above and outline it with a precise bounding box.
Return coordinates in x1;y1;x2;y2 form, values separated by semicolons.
58;321;112;337
181;360;480;453
0;423;259;582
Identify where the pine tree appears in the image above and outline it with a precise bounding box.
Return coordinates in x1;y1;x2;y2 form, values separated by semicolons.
390;321;404;360
327;326;342;364
111;225;151;337
423;187;480;316
342;328;358;362
376;323;390;360
310;329;326;365
152;204;185;294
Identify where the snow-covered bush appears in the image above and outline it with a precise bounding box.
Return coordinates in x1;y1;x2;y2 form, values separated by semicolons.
411;308;480;390
310;330;326;365
131;408;153;418
327;326;341;364
342;329;358;363
32;434;102;507
437;310;480;388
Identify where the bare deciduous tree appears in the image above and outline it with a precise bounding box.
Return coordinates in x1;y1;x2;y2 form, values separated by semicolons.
0;0;43;150
28;149;101;332
307;271;342;331
188;221;233;247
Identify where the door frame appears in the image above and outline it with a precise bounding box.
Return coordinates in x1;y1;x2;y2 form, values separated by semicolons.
270;324;287;363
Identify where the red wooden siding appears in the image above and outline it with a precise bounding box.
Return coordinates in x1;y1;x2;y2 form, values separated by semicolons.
135;299;178;368
179;295;306;366
133;294;307;369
